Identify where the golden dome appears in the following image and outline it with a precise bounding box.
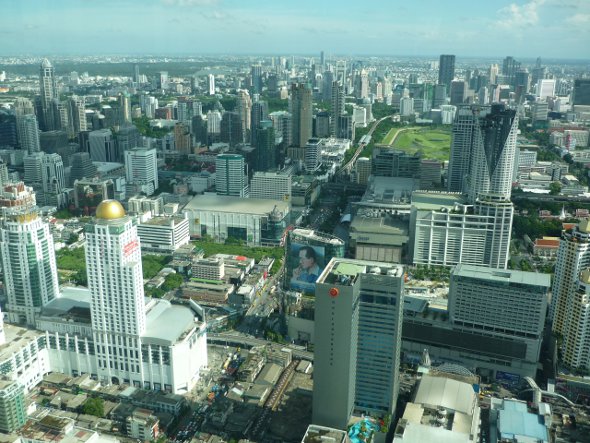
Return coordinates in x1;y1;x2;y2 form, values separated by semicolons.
95;200;126;220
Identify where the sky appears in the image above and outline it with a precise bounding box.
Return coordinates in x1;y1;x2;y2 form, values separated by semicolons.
1;0;590;59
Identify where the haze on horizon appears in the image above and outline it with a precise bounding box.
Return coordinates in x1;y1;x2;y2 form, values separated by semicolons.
2;0;590;59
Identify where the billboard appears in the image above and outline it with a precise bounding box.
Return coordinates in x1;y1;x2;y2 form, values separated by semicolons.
288;243;326;293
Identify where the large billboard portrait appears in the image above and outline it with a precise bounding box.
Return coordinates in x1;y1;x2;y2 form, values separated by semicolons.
289;243;325;293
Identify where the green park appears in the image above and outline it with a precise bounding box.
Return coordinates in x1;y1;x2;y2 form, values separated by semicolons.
380;127;451;161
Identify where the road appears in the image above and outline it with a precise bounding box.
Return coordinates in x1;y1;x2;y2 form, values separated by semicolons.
208;332;313;361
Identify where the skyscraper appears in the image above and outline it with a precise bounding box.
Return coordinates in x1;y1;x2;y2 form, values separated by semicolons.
330;81;345;137
215;154;248;197
250;100;269;146
438;54;455;93
16;114;40;154
38;58;60;131
313;258;404;430
89;129;118;162
289;83;313;148
125;148;159;196
502;56;520;87
0;183;59;326
253;120;275;172
573;79;590;106
448;104;518;202
251;65;263;94
207;74;216;95
236;89;252;142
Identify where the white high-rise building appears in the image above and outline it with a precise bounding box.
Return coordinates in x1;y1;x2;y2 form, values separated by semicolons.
536;79;556;100
86;200;207;390
16;114;40;154
313;258;404;430
207;110;222;135
125;147;159;196
0;183;59;326
249;171;292;202
400;97;414;116
39;58;59;131
207;74;215;95
215;154;248;197
551;220;590;370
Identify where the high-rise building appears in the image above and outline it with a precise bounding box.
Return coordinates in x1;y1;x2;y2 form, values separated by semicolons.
40;152;67;207
207;74;216;95
269;111;292;148
88;129;117;162
220;111;244;147
250;100;269;146
156;71;168;91
38;58;60;131
16;113;40;154
70;152;97;184
550;221;590;370
536;79;556;100
304;138;321;172
438;54;456;93
0;378;27;433
502;56;520;87
432;84;447;108
65;95;87;139
251;65;263;94
330;81;345;137
253;120;275;172
86;200;207;389
290;83;313;148
134;64;140;84
313;258;404;430
448;104;518;202
573;79;590;106
250;171;291;202
236;89;252;142
450;80;468;105
215;154;248;197
125;147;158;196
0;183;59;325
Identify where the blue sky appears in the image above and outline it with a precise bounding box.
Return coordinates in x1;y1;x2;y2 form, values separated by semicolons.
2;0;589;58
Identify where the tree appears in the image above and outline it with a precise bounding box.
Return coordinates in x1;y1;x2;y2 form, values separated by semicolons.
549;182;562;195
161;273;184;291
82;397;104;417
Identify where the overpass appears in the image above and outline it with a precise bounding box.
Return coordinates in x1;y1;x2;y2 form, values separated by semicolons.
522;376;574;407
207;332;313;361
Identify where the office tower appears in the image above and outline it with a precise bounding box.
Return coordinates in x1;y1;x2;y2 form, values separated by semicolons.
65;95;87;139
447;104;518;202
253;120;275;172
119;93;132;123
304;138;321;172
251;65;263;94
0;183;59;326
331;81;345;136
290;83;313;148
236;89;252;142
372;148;421;178
536;79;556;100
70;152;97;184
450;80;468;105
215;153;248;197
400;97;414;116
192;114;208;146
220;112;243;147
335;60;347;85
207;74;216;95
336;114;353;140
269;111;292;147
450;264;549;354
320;51;325;67
0;378;27;433
134;64;140;83
573;79;590;106
0;113;17;149
0;163;8;188
15;114;40;154
207;110;222;135
514;69;531;94
315;111;331;138
250;171;291;201
432;84;447;108
38;58;60;131
322;70;334;102
313;258;404;430
40;153;67;207
250;100;269;145
88;129;117;162
115;124;140;153
502;56;520;87
441;104;457;124
125;148;158;196
156;71;168;91
551;221;590;371
438;54;455;93
173;122;191;154
356;70;369;99
23;152;44;189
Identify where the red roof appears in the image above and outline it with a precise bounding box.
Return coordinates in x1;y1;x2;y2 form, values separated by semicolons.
535;239;560;248
563;223;576;231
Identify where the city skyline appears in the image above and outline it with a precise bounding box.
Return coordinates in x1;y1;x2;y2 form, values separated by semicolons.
1;0;590;59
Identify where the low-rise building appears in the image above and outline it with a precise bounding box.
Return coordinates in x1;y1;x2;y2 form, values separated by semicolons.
301;424;350;443
126;408;159;441
136;216;190;253
0;378;26;433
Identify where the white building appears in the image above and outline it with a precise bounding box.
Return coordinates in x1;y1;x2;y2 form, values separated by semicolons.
16;114;40;154
207;74;215;95
192;257;225;281
125;148;158;196
304;139;321;172
249;171;292;202
137;216;190;253
440;105;457;125
184;193;289;246
0;184;59;326
400;97;414;116
536;79;556;100
215;154;248;197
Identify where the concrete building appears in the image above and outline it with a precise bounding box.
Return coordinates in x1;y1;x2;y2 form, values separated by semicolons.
89;129;118;163
313;258;404;430
192;257;225;281
290;83;313;148
124;148;158;196
0;378;26;433
215;154;248;198
137;216;190;253
438;55;456;93
0;183;59;326
16;113;40;154
184;193;289;246
393;372;480;443
301;424;350;443
489;399;549;443
249;171;292;202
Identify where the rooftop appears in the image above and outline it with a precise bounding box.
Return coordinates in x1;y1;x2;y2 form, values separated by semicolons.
411;191;465;210
495;399;549;443
302;424;348;443
318;257;404;285
453;264;551;288
139;216;186;227
184;193;289;216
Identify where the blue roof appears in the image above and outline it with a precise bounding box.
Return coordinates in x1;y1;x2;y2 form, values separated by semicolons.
498;400;548;442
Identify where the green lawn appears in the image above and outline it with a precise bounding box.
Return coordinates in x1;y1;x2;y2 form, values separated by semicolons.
392;128;451;161
381;127;404;145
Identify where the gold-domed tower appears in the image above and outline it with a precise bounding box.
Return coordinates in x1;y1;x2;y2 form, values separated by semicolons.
95;199;126;220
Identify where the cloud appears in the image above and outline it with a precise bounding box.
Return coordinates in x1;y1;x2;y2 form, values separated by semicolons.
162;0;219;6
200;10;230;20
495;0;545;29
566;13;590;24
